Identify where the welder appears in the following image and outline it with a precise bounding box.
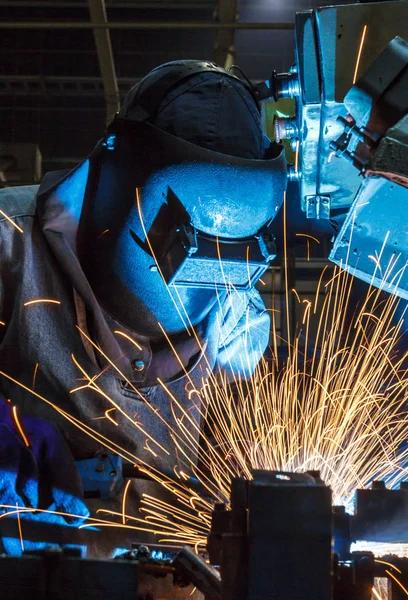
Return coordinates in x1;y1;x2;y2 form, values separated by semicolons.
0;61;287;562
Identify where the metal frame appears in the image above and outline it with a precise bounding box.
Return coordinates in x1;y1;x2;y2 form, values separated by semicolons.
0;21;294;30
88;0;120;124
213;0;238;69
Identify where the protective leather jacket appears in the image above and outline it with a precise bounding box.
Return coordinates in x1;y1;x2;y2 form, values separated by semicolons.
0;165;270;558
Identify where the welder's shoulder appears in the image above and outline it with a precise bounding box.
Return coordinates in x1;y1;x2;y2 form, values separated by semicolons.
0;184;39;226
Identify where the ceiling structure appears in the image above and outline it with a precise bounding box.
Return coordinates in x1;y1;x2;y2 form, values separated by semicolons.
0;0;356;180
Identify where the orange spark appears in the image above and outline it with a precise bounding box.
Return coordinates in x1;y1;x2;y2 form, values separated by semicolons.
32;363;39;390
386;570;408;596
0;210;24;233
16;503;24;553
12;405;30;447
24;299;61;307
375;560;402;574
98;228;110;238
294;139;299;173
295;233;320;244
291;288;301;303
105;407;118;426
353;25;368;84
122;479;132;525
114;330;143;351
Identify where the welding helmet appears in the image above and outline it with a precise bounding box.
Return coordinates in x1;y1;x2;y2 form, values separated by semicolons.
80;61;287;336
103;60;287;291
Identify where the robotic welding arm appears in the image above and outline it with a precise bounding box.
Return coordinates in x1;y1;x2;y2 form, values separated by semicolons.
257;1;408;297
329;36;408;297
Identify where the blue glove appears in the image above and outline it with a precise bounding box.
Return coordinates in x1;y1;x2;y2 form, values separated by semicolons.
0;397;89;555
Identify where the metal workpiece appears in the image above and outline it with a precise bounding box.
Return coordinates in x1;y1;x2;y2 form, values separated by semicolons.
353;481;408;543
329;176;408;300
305;194;330;220
332;506;352;561
294;1;408;218
209;470;333;600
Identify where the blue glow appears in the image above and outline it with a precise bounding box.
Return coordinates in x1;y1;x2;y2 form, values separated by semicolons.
56;159;89;222
113;547;130;558
103;134;116;151
1;538;86;557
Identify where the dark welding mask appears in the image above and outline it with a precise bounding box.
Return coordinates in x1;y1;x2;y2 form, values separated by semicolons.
105;118;286;292
104;61;287;292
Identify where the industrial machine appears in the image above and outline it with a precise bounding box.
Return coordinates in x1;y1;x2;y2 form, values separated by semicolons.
256;0;408;298
4;469;408;599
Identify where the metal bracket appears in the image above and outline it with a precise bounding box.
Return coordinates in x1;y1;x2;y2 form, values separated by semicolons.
305;194;330;219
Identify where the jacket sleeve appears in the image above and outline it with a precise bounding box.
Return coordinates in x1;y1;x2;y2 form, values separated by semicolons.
0;185;38;345
214;288;270;380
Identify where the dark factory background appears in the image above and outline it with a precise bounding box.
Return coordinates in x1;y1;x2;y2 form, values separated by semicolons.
0;0;362;349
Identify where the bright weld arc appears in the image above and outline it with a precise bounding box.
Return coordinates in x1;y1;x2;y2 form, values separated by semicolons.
353;24;368;85
24;299;61;306
0;210;24;233
12;405;30;447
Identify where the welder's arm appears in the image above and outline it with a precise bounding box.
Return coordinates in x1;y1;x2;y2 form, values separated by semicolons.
215;289;270;380
0;396;89;555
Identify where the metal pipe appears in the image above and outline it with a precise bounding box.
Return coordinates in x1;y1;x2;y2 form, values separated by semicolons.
88;0;120;124
213;0;238;69
0;21;294;30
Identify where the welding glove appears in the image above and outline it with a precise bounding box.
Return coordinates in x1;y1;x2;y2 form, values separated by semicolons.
0;397;89;555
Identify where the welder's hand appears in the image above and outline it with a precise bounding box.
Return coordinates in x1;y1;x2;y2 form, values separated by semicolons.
0;397;89;552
